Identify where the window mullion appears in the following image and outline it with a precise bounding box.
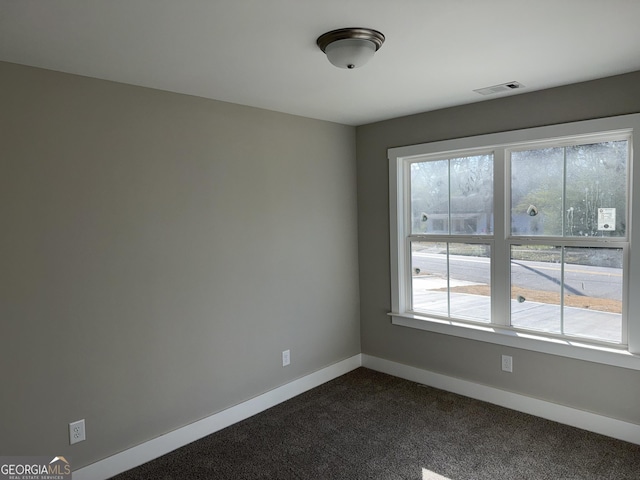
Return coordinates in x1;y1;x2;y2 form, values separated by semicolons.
560;148;567;334
447;158;452;235
562;147;567;235
560;246;566;335
405;237;413;312
446;242;451;317
492;148;509;326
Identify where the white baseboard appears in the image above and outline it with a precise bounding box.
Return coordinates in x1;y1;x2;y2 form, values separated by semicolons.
362;354;640;445
74;352;640;480
73;354;362;480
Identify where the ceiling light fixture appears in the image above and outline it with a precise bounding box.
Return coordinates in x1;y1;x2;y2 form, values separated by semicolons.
317;28;385;69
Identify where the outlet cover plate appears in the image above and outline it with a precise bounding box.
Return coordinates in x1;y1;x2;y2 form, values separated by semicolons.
69;419;86;445
501;355;513;373
282;349;290;366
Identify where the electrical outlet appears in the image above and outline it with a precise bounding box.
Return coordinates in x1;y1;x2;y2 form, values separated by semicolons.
282;349;290;367
501;355;513;373
69;419;86;445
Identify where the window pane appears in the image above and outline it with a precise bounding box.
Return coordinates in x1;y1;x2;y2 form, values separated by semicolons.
563;247;622;343
411;242;448;316
511;148;563;236
411;241;491;323
411;160;449;234
450;155;493;235
565;141;627;238
510;245;562;334
448;243;491;322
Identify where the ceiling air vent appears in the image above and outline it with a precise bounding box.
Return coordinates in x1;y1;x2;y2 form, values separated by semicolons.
474;81;524;96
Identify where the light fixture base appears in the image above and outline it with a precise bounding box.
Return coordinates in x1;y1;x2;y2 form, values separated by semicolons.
317;28;385;53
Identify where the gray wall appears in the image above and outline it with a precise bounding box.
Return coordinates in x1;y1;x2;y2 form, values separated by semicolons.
0;62;360;467
357;71;640;425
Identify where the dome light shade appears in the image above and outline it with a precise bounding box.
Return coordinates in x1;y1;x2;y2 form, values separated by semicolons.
317;28;385;69
324;38;376;69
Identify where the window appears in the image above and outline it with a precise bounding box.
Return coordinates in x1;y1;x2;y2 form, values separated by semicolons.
509;140;627;343
389;114;640;368
409;154;493;323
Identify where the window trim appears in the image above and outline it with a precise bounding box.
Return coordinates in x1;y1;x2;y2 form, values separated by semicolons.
389;113;640;370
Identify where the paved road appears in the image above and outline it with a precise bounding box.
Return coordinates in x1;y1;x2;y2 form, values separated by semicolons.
411;251;622;301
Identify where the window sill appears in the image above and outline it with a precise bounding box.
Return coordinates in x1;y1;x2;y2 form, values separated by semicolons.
389;312;640;371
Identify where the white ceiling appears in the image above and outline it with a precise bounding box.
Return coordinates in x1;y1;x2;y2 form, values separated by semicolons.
2;0;640;126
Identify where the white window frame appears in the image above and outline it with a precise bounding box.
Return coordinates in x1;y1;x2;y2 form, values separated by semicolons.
389;113;640;370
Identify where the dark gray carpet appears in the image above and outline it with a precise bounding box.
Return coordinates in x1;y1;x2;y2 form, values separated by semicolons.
112;368;640;479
